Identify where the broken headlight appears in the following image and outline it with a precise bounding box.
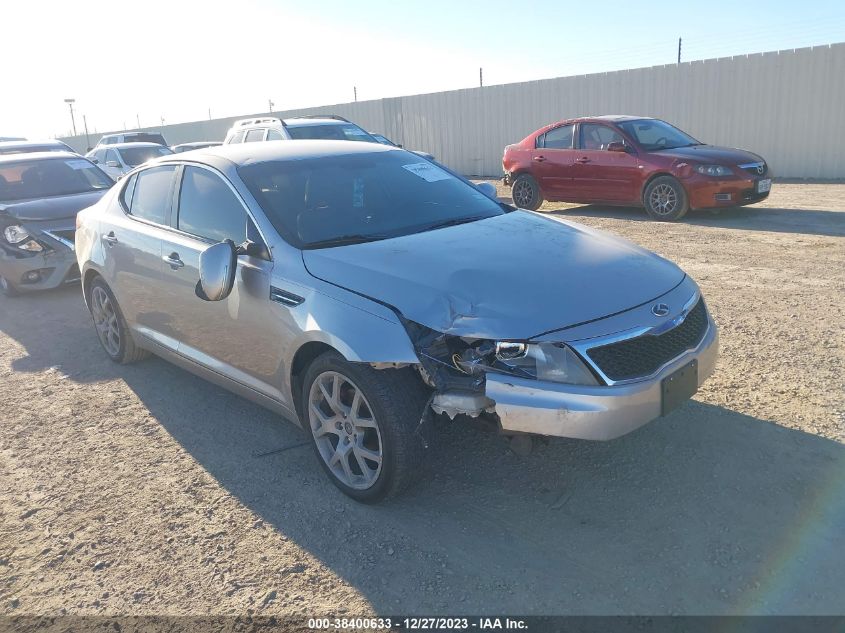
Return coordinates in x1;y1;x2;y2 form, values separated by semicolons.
4;225;30;244
491;342;599;386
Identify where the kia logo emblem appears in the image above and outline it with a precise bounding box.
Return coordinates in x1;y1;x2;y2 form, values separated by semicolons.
652;303;670;317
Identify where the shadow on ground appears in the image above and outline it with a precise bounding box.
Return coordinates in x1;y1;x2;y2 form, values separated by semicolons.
2;288;843;615
495;195;845;238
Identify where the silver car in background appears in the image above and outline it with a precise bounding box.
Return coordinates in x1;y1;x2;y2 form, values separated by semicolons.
75;141;718;502
86;142;173;179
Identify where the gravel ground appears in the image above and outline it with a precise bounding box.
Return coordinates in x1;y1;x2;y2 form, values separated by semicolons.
1;183;843;619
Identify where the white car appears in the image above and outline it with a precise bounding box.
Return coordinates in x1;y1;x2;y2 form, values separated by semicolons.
86;143;173;179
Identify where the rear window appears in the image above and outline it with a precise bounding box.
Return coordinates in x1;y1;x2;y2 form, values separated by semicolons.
0;144;69;155
0;157;113;202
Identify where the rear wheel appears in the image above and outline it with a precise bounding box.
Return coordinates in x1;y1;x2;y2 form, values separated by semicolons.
302;351;430;503
644;176;689;221
511;174;543;211
88;278;149;364
0;275;19;297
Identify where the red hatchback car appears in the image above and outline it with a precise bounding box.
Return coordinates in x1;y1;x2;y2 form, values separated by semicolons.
502;116;771;220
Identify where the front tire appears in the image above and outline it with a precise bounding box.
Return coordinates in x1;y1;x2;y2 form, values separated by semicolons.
0;275;19;297
511;173;543;211
644;175;689;221
88;277;150;364
302;352;430;503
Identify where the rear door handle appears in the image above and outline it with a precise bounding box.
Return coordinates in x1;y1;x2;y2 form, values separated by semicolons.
102;232;118;246
533;155;546;162
162;253;184;269
576;157;591;164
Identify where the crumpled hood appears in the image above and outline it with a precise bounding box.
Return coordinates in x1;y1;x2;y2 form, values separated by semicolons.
0;190;106;222
303;211;686;340
656;144;764;165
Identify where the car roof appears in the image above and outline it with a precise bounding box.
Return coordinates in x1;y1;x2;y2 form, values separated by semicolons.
283;118;350;127
0;150;84;165
0;139;69;150
156;139;395;167
173;141;220;147
104;142;170;149
587;115;654;122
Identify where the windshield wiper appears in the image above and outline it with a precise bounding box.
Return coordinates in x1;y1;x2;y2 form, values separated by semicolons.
304;233;392;249
423;215;488;232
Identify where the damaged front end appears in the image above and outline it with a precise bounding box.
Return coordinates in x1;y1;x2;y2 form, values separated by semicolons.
400;319;599;420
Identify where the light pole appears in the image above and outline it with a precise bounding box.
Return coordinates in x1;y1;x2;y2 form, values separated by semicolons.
268;99;274;113
64;98;77;136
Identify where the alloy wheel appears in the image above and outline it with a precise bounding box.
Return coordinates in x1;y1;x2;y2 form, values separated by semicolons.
90;286;121;357
649;183;678;215
512;179;535;207
308;371;383;490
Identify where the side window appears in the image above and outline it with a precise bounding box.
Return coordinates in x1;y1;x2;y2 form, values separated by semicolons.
266;129;284;141
177;166;248;244
120;173;137;210
229;130;245;144
128;165;176;225
535;133;545;149
244;128;266;143
579;124;624;151
543;124;574;149
105;149;120;165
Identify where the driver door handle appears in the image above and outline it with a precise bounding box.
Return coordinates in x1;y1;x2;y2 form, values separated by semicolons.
162;253;184;269
533;155;546;162
575;157;591;164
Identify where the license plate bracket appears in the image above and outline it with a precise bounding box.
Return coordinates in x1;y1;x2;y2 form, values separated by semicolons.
661;359;699;416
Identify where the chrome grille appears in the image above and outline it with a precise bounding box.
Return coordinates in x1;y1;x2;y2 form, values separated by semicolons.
586;299;709;382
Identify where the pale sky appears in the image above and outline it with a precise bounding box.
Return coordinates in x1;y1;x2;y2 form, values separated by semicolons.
4;0;845;139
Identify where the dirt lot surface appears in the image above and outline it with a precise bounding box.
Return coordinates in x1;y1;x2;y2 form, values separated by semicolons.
1;183;844;618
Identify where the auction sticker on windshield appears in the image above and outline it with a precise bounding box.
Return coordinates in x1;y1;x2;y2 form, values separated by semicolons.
402;162;451;182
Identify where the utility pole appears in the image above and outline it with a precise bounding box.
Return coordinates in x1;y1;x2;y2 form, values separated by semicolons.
268;99;274;113
83;115;91;151
677;37;682;64
64;98;77;136
208;107;212;120
479;67;483;87
136;114;140;128
160;116;165;131
353;86;357;102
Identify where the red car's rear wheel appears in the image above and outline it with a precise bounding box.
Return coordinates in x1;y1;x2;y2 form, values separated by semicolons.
511;174;543;211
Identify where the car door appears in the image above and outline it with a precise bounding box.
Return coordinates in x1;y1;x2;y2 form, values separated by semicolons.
100;165;179;343
530;124;577;198
157;164;288;402
572;123;640;202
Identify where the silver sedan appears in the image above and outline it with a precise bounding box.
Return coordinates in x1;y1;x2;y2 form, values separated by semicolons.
75;141;718;502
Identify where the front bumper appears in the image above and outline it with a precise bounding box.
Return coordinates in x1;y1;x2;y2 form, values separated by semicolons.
0;239;79;292
486;317;719;440
685;174;771;209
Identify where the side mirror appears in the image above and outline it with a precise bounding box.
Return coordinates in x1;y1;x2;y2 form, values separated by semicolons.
196;240;237;301
106;160;121;167
606;141;629;153
475;181;498;200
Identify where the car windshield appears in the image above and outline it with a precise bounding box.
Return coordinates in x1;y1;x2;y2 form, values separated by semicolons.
371;134;396;146
239;151;504;249
617;119;700;151
124;133;167;145
119;146;173;166
287;123;378;143
0;157;113;202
